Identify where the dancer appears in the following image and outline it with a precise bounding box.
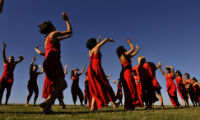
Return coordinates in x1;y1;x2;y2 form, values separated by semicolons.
116;39;140;110
35;45;67;109
26;56;44;106
192;77;200;105
183;73;197;107
113;79;123;105
148;61;164;109
133;56;158;109
38;11;72;114
132;70;143;107
86;36;117;110
0;0;4;13
160;65;180;108
71;65;86;105
174;70;189;107
0;42;24;105
84;71;89;105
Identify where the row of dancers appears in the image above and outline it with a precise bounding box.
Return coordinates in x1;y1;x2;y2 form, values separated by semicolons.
0;12;200;114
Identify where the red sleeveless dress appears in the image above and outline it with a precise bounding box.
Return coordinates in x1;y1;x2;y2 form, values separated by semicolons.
175;77;188;100
42;36;65;99
165;73;180;107
87;52;115;109
0;63;16;87
120;59;140;109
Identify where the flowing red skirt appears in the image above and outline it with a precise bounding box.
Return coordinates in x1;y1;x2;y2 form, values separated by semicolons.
88;59;115;109
120;60;140;109
167;82;180;108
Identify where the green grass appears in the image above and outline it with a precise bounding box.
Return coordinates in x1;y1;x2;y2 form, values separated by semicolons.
0;104;199;120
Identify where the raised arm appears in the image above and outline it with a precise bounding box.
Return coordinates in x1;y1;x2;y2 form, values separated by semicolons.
50;12;72;42
78;65;86;76
156;61;162;70
97;35;101;43
37;65;44;74
125;39;135;55
167;66;174;77
64;65;68;75
2;42;7;63
159;66;165;76
129;45;140;58
15;56;24;64
0;0;4;13
31;56;36;65
35;45;45;56
30;56;36;73
94;37;115;52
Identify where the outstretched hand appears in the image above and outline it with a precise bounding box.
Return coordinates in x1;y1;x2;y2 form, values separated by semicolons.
158;61;162;67
127;38;131;43
18;56;24;61
33;56;36;60
108;38;115;42
135;44;140;49
2;42;6;47
65;65;68;69
62;12;69;21
35;44;39;49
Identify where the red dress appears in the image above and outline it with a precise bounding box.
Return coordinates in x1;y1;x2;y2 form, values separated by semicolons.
0;63;16;88
71;76;83;104
42;36;65;99
133;63;158;104
165;73;180;107
87;52;115;109
134;76;143;107
175;77;188;100
148;62;162;92
120;59;140;109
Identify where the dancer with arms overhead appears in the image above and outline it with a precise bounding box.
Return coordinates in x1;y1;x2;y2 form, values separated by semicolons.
71;65;86;106
38;11;72;114
0;42;24;105
116;39;141;110
26;56;44;106
160;65;180;108
86;36;117;110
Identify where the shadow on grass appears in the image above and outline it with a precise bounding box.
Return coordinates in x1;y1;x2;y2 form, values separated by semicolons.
1;109;125;115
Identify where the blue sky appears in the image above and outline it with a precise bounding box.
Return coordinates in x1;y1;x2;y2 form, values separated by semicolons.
0;0;200;105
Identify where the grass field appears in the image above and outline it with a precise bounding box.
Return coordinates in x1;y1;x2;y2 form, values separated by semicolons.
0;104;199;120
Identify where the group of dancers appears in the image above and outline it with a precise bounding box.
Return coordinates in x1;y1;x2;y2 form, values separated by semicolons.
0;9;200;114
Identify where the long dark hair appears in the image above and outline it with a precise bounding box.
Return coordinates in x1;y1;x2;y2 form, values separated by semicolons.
175;70;182;77
116;46;127;58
